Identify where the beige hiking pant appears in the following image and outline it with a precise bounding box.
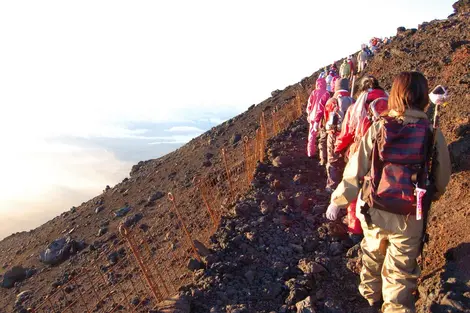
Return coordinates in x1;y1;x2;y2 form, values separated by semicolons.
359;220;421;313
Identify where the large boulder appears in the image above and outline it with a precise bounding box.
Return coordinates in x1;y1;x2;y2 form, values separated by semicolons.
1;266;27;288
39;237;86;265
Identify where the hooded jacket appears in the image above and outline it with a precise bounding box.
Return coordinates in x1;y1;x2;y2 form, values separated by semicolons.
331;109;451;236
306;78;330;124
335;88;388;155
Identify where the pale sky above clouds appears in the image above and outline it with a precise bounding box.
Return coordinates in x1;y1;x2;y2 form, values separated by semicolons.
0;0;455;239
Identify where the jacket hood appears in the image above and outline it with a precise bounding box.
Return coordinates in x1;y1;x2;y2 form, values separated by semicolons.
316;78;327;91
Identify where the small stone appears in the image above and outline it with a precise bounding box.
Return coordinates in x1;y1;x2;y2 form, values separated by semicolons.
234;203;251;218
95;206;105;214
231;133;242;145
298;259;327;275
316;289;325;300
193;240;211;257
440;292;465;311
245;232;255;241
294;192;307;209
303;238;319;253
97;227;108;237
15;290;32;306
273;156;292;168
148;191;165;203
131;297;140;306
202;160;212;167
290;244;304;254
123;213;144;227
263;283;283;300
260;201;272;215
296;296;316;313
293;174;307;185
107;252;119;265
187;258;204;271
244;270;255;284
329;242;344;256
286;287;309;305
271;179;283;190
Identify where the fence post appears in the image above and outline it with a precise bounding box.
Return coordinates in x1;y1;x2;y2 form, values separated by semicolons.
243;136;252;187
119;225;163;302
296;91;302;118
197;178;219;229
167;193;201;262
221;148;234;201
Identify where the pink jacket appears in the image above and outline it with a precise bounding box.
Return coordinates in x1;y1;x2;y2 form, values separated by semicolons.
306;78;330;124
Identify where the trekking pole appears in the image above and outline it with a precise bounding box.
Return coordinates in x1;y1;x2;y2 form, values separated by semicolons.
350;75;356;97
419;85;448;266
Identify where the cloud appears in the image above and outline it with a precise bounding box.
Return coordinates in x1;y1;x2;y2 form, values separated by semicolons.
148;135;200;145
165;126;205;133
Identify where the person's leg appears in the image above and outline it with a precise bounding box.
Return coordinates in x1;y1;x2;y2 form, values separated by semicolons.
307;123;316;157
326;132;345;191
359;221;386;306
381;233;421;313
318;128;328;165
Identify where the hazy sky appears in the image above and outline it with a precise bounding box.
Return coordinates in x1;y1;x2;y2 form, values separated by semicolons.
0;0;455;239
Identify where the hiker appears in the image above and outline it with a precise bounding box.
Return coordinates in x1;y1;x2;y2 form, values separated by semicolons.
325;70;334;93
347;56;356;78
306;78;330;160
319;66;328;79
357;48;368;73
330;62;338;75
333;75;389;243
324;78;355;193
340;59;351;79
326;72;451;313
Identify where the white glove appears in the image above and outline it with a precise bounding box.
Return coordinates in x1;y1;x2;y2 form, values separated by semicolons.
313;122;319;132
326;203;340;220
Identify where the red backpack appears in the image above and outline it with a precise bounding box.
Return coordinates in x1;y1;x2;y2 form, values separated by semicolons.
360;116;432;217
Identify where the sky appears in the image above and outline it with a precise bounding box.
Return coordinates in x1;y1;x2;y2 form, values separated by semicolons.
0;0;456;239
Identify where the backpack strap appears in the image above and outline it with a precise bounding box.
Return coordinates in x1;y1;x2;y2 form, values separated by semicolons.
359;119;385;229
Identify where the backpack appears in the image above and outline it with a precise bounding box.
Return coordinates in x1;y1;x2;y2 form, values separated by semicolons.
326;95;354;132
368;97;389;122
360;117;432;216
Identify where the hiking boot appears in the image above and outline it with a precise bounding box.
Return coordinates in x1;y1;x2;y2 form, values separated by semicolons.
349;233;364;245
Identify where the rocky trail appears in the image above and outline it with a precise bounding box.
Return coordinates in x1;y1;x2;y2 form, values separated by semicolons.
183;119;370;313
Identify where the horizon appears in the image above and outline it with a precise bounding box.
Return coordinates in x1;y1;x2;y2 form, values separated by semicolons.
0;0;456;240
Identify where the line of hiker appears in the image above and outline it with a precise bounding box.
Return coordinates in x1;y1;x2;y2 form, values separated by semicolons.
305;68;451;313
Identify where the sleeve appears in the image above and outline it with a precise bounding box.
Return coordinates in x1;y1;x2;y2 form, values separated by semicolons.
335;106;354;153
306;92;314;115
313;93;330;123
324;98;336;123
331;122;379;208
432;129;451;199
